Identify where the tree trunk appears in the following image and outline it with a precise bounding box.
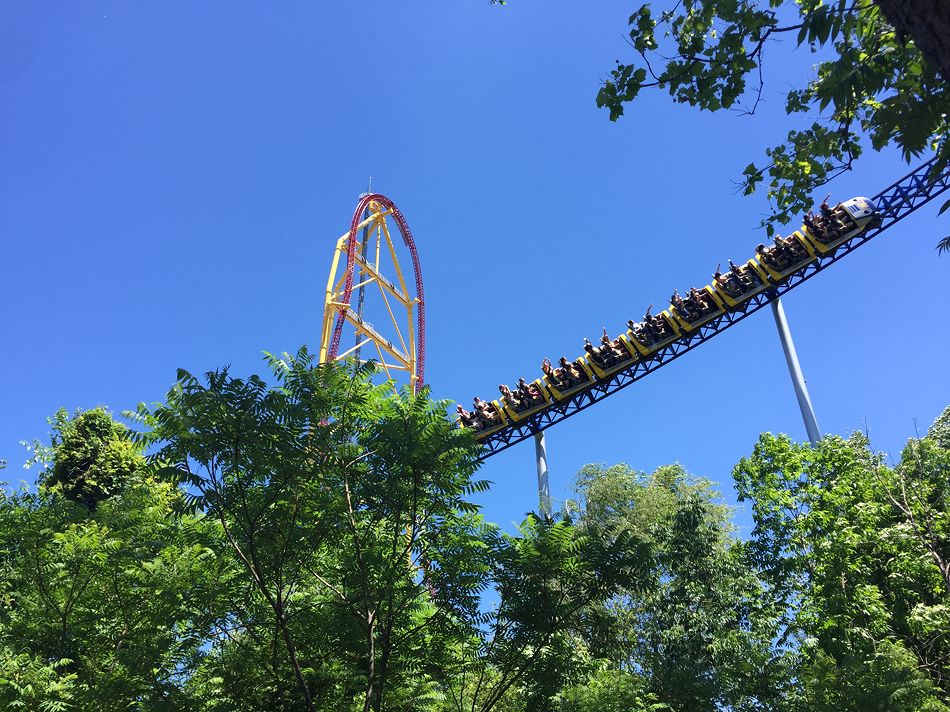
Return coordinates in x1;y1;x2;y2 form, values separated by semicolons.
363;613;376;712
276;600;316;712
875;0;950;82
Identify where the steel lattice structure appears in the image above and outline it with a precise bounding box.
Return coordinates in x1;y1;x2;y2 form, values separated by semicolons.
477;159;950;459
319;194;426;392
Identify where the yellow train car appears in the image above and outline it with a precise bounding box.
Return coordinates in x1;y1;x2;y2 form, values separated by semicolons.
545;358;596;400
502;379;553;422
711;260;770;308
755;231;817;283
628;311;682;357
802;197;879;255
471;400;510;440
669;286;726;333
584;335;639;380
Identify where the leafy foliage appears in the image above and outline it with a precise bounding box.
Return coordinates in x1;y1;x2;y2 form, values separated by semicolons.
568;463;790;712
29;408;143;508
445;510;651;712
0;467;230;710
928;404;950;449
735;425;950;707
593;0;950;238
0;648;76;712
138;349;488;712
556;669;668;712
3;356;950;709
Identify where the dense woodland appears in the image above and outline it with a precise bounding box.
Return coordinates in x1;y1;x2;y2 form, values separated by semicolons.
1;350;948;711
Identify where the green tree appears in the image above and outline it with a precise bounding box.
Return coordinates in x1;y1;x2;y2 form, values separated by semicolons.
568;463;789;712
0;409;231;711
445;513;650;712
589;0;950;248
734;421;950;708
27;408;143;508
140;350;489;712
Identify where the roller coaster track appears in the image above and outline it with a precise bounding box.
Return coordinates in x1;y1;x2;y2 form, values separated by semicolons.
478;158;950;460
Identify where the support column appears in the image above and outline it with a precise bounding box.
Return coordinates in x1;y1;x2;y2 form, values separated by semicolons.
771;298;821;446
534;431;552;519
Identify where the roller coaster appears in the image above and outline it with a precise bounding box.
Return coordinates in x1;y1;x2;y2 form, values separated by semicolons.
320;158;950;460
319;194;426;393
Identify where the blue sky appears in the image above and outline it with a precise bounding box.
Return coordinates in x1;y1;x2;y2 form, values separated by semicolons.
2;2;948;534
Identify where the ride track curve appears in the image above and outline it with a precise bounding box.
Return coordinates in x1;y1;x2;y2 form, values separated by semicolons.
474;158;950;460
323;193;426;392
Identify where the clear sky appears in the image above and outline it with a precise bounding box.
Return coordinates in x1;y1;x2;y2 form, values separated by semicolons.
2;2;948;534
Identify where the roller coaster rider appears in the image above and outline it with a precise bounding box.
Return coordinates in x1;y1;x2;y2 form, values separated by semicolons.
472;397;501;428
582;340;603;368
637;319;652;342
688;287;713;315
670;289;689;319
543;359;568;390
543;359;577;390
456;404;476;429
756;243;786;270
499;383;521;410
600;328;625;362
583;329;625;369
729;259;757;289
714;264;742;297
629;307;671;345
518;377;545;407
782;234;809;262
557;358;584;387
805;198;854;244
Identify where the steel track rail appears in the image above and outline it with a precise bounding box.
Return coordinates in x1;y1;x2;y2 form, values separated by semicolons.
476;158;950;460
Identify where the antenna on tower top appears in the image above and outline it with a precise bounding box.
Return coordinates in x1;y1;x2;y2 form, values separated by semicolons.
359;177;373;199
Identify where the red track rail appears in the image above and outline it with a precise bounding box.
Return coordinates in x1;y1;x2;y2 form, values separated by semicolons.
327;194;426;390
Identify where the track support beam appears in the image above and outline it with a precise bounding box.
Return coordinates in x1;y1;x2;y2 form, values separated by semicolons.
771;298;821;446
534;431;552;519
